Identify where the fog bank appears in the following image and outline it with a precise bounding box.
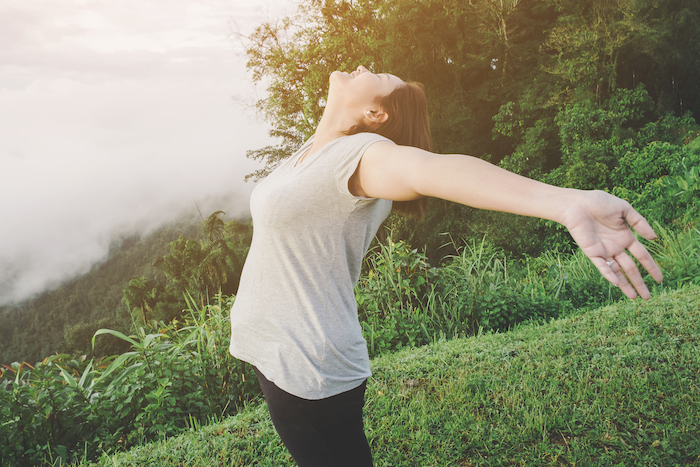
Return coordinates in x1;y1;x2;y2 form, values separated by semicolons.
0;0;294;304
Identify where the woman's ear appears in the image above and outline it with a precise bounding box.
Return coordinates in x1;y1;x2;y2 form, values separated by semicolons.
364;109;389;124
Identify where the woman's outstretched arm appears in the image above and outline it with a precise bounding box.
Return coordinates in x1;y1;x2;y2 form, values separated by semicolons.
352;141;663;300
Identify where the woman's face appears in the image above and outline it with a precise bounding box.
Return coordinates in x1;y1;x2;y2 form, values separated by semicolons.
329;66;404;107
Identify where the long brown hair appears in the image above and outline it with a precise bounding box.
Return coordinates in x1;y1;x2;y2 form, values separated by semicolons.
346;81;432;219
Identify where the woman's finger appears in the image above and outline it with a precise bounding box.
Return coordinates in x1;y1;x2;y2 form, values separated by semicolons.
624;205;659;241
614;252;650;300
591;256;621;288
627;240;663;284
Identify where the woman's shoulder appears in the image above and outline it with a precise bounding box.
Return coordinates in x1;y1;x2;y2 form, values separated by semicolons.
334;132;390;153
344;131;390;142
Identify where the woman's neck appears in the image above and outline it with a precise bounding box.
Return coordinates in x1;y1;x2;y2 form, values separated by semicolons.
308;103;361;155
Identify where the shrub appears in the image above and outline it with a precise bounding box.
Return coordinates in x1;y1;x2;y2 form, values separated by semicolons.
439;239;564;332
357;238;568;358
533;249;624;310
647;224;700;289
0;294;259;466
356;240;438;356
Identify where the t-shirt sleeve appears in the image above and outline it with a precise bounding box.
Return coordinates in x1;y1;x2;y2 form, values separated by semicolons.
333;133;390;199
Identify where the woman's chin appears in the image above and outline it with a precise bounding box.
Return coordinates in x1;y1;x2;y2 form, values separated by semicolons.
329;70;347;81
328;71;349;96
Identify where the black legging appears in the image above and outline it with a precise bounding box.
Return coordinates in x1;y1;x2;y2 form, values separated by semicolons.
254;367;373;467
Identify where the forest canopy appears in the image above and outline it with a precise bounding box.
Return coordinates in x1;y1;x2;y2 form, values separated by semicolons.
241;0;700;256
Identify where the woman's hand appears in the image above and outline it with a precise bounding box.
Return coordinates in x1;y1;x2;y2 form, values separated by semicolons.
559;190;663;300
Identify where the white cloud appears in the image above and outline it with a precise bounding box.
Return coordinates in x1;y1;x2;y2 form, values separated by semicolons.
0;0;295;304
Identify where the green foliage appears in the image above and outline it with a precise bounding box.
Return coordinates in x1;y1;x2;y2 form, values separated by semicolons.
647;224;700;289
606;84;656;127
123;276;158;325
357;239;438;355
152;213;251;313
238;0;700;268
438;239;565;332
0;294;259;466
496;117;560;179
612;141;679;192
617;0;700;116
357;224;700;360
546;86;653;190
543;0;634;100
63;318;130;360
662;156;700;227
0;213;254;368
611;126;700;229
357;237;568;358
238;0;379;180
357;240;437;320
239;0;558;175
636;111;700;147
532;249;624;309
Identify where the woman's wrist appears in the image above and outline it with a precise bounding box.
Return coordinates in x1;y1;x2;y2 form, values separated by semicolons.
550;187;587;227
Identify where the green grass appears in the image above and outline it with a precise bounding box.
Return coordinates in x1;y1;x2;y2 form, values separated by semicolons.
81;285;700;466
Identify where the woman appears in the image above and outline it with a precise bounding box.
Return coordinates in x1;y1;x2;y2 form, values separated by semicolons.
229;66;663;466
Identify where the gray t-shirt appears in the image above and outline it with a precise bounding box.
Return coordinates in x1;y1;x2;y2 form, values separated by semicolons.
229;132;392;399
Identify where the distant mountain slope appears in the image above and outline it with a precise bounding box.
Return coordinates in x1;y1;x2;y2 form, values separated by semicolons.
0;220;199;365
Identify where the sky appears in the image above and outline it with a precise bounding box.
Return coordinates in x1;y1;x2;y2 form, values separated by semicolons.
0;0;296;304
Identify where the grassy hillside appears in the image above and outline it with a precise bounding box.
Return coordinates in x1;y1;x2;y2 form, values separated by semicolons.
81;285;700;466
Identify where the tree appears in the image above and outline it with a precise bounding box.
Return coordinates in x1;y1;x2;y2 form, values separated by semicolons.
151;212;252;307
122;276;156;324
238;0;700;260
238;0;380;180
617;0;700;116
198;211;233;298
542;0;636;103
202;210;226;243
481;0;523;81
